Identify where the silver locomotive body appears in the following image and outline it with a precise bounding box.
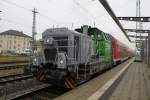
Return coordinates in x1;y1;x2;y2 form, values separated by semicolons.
42;28;96;85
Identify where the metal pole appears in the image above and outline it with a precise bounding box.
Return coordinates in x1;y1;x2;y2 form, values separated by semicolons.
0;11;2;20
139;0;143;60
148;33;150;66
141;41;144;61
135;0;139;59
146;38;148;64
135;0;138;45
32;8;38;57
135;0;143;60
144;39;147;63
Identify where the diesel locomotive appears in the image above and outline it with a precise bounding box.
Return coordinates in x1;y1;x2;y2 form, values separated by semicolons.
35;25;133;88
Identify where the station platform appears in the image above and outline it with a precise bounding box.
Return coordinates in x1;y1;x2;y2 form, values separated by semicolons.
54;58;134;100
108;62;150;100
54;58;150;100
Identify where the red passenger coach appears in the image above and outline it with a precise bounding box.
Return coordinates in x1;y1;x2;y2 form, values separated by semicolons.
111;36;132;65
112;37;121;64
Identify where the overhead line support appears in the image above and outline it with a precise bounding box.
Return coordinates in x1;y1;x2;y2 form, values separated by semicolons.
98;0;131;41
125;29;150;33
128;35;148;39
117;17;150;22
32;8;38;57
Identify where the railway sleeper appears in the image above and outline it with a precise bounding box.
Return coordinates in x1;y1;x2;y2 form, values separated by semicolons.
0;78;44;99
0;74;33;84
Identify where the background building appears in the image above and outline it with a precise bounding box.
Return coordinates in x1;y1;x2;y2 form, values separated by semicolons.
0;30;32;53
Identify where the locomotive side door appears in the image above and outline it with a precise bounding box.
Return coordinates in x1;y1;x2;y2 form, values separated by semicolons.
74;35;80;62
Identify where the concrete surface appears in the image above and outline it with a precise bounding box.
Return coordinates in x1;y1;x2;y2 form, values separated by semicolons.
108;62;150;100
54;59;133;100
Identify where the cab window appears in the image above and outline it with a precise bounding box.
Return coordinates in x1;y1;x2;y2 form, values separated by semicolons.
103;33;108;40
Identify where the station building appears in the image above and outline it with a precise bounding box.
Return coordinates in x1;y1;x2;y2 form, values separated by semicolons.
0;30;32;53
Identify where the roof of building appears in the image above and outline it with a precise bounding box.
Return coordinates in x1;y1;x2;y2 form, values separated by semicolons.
0;30;32;38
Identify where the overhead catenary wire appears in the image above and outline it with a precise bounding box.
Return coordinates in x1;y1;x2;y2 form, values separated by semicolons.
0;0;68;26
1;0;32;12
33;0;75;26
0;18;32;35
45;0;87;26
72;0;96;26
73;0;91;15
98;0;131;42
38;13;66;26
72;0;115;31
1;18;32;29
1;0;134;38
1;0;103;29
44;0;85;27
33;0;61;24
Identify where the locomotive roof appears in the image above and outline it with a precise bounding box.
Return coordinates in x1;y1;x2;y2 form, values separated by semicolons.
75;27;104;35
42;27;90;37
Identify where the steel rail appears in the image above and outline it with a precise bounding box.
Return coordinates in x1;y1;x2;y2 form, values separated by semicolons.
0;62;31;69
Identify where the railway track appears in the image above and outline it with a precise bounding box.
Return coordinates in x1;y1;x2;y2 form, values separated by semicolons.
14;86;68;100
0;73;68;100
0;60;132;100
0;62;51;100
0;62;31;69
0;74;50;100
0;74;33;84
0;62;69;100
0;62;31;78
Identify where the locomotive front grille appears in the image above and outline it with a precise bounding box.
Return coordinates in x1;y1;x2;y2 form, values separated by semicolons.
44;36;68;63
44;46;57;62
53;36;68;54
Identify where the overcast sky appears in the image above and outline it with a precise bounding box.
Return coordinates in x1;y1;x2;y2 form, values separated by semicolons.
0;0;149;50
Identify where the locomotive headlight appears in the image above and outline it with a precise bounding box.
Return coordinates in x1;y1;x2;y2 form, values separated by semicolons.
33;58;37;62
46;37;53;44
33;58;37;64
60;60;63;64
32;58;38;65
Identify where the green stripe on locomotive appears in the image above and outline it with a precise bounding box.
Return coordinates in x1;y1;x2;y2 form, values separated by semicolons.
88;27;112;63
